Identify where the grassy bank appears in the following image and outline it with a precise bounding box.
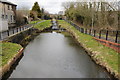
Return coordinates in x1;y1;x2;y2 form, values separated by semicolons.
58;20;119;76
0;42;22;67
0;20;51;68
29;20;43;24
33;20;51;30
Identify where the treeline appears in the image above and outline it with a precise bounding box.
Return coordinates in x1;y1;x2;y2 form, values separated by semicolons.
15;2;51;27
30;2;51;20
63;1;119;31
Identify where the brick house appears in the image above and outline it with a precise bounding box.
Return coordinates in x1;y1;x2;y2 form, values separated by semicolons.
0;0;17;32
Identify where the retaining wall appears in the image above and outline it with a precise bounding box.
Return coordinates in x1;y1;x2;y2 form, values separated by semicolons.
0;48;24;77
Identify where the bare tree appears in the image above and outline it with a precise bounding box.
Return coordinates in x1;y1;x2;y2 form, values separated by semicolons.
16;6;30;26
63;1;118;30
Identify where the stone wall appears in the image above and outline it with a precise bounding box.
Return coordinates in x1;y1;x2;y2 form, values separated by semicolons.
5;28;41;47
0;48;24;77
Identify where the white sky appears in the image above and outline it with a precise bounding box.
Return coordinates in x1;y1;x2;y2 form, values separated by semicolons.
7;0;119;14
7;0;76;14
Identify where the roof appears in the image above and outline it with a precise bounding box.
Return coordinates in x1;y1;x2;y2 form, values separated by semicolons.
0;0;17;6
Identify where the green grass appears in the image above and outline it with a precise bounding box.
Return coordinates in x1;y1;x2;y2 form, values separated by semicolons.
33;20;51;30
0;42;22;67
29;20;43;24
58;20;119;74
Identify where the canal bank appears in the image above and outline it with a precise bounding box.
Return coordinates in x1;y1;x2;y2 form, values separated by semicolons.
0;42;23;78
1;19;119;79
4;20;51;47
58;20;119;79
1;20;51;78
8;31;111;78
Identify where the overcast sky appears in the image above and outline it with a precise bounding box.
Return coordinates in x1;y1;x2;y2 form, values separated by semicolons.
7;0;76;14
7;0;119;14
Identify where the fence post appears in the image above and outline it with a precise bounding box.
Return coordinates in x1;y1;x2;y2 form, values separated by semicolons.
94;30;96;37
106;30;108;40
82;28;83;33
0;32;1;39
17;28;18;32
20;27;21;31
78;27;80;32
7;30;9;36
99;30;101;39
29;29;31;35
13;29;14;34
26;25;28;28
115;31;118;43
22;27;24;30
83;28;84;33
85;29;87;34
89;29;91;35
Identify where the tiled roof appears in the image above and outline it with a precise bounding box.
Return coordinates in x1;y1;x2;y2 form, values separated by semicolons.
0;0;17;6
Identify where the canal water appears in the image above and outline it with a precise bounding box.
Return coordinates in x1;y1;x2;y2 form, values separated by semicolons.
9;31;110;78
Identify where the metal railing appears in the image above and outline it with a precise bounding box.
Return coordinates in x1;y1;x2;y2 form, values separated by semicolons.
0;20;46;41
0;24;33;40
65;20;120;44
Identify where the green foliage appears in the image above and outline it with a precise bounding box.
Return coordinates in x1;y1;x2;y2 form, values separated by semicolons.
44;14;51;20
32;2;41;12
41;8;44;14
29;20;42;24
0;42;22;67
64;2;118;30
30;2;42;19
33;20;51;30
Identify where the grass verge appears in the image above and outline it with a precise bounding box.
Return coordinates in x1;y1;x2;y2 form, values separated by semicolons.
29;20;43;24
0;42;22;67
33;20;51;30
58;20;119;75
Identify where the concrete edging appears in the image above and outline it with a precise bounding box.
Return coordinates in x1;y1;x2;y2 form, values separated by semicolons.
0;48;24;77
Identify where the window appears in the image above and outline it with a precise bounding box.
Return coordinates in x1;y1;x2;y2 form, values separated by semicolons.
2;15;4;19
8;5;10;10
12;6;14;11
11;15;12;21
6;15;8;19
13;16;15;20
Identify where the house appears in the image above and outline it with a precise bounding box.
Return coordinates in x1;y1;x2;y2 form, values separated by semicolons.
0;0;17;32
58;11;64;15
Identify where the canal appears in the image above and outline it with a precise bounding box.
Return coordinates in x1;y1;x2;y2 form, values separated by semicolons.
9;31;110;78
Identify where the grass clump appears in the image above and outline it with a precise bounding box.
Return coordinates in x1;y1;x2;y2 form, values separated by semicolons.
29;20;43;24
0;42;22;67
33;20;51;30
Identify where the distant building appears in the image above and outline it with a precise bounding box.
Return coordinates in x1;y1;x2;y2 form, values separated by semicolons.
0;0;17;32
58;11;64;15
